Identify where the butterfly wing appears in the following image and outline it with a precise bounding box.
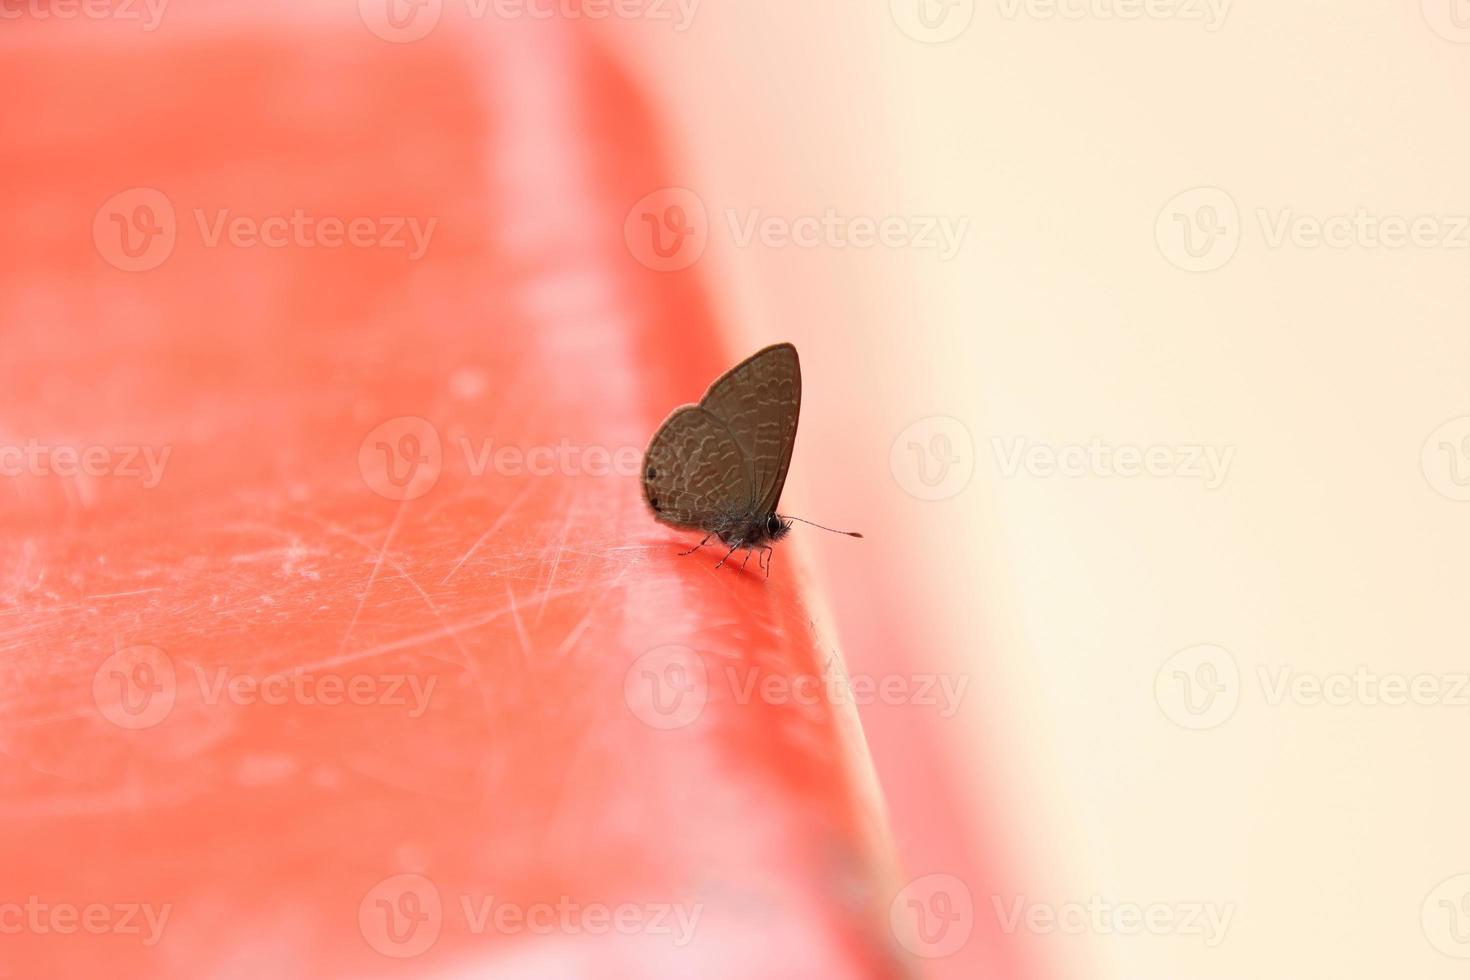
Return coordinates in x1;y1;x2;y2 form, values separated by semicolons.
697;343;801;515
641;406;752;532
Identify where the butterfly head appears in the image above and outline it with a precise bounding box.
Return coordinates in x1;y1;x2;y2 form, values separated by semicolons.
764;513;793;542
719;512;791;549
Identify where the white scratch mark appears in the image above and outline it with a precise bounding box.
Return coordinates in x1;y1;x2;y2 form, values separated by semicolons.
84;588;162;600
505;582;532;666
388;558;496;724
552;562;626;659
441;480;536;585
336;504;406;657
533;495;577;629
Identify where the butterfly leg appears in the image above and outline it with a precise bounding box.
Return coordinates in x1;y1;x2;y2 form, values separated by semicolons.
740;550;753;572
761;547;773;579
713;541;741;570
679;532;715;557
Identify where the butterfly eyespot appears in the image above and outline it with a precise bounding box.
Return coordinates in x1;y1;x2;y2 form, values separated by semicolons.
646;467;657;479
650;497;660;510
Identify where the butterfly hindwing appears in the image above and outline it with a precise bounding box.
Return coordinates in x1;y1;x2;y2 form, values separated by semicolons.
641;406;753;531
696;343;801;516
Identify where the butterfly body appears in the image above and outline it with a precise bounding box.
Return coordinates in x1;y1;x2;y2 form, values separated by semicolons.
712;512;792;551
642;343;857;574
642;344;802;571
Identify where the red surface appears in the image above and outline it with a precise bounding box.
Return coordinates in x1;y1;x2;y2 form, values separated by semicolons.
0;11;909;978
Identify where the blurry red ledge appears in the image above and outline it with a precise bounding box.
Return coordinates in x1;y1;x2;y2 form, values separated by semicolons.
0;7;933;980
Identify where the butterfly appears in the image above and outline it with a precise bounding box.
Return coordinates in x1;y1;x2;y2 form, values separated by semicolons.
641;343;861;575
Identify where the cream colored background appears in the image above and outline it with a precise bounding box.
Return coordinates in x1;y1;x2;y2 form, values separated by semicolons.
602;3;1470;977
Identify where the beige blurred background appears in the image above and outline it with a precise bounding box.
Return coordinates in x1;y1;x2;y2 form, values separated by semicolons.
596;2;1470;977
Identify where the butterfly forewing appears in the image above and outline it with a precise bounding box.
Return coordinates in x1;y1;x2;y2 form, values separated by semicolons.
696;343;801;515
641;406;753;530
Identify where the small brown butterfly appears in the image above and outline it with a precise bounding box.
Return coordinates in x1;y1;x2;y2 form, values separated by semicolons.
641;343;862;575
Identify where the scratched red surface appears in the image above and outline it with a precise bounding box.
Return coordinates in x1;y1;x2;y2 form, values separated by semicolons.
0;11;912;979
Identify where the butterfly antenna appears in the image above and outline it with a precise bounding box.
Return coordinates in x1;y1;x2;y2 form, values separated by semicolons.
780;515;863;538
